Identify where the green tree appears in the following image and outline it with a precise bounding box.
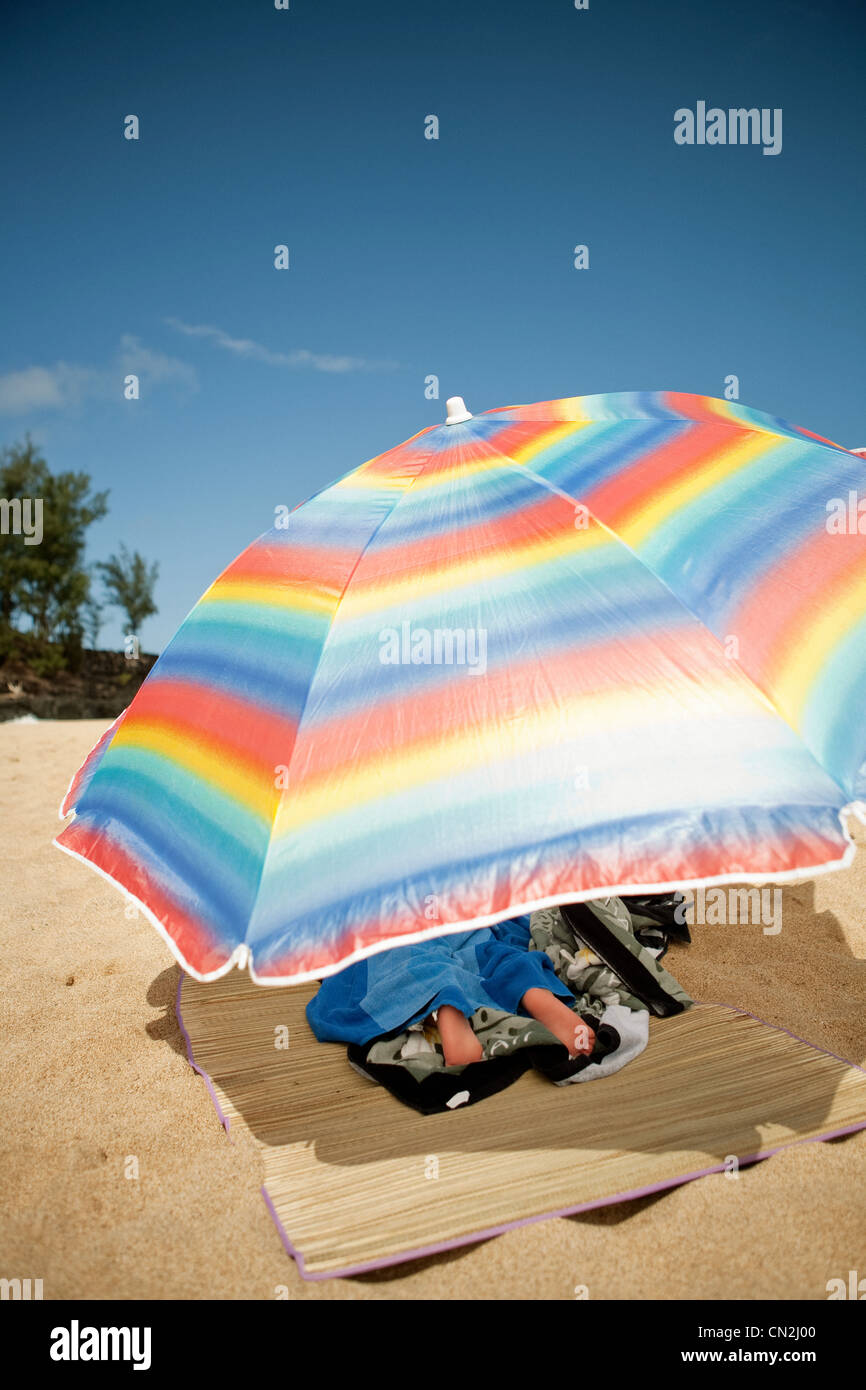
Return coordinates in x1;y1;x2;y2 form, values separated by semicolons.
0;437;109;642
97;545;158;637
82;593;103;649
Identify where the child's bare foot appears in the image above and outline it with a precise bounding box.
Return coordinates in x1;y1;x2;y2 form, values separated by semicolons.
521;987;596;1058
435;1005;483;1066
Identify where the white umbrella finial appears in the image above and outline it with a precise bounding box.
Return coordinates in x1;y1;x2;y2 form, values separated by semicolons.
445;396;473;425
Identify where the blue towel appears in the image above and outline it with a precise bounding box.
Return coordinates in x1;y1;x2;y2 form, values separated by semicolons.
306;914;574;1046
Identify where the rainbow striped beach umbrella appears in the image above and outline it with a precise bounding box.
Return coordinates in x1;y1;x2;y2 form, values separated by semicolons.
55;391;866;984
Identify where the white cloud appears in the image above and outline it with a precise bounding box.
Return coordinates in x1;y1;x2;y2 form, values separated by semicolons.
0;338;197;415
165;317;397;373
0;364;103;413
118;334;198;389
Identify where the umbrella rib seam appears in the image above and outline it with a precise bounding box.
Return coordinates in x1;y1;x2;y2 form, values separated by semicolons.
474;403;855;457
488;446;854;806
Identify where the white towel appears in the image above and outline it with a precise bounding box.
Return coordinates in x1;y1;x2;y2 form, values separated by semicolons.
554;1004;649;1085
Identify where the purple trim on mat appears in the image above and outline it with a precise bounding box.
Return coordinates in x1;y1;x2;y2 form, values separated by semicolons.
174;972;232;1137
692;998;866;1075
175;978;866;1282
260;1119;866;1282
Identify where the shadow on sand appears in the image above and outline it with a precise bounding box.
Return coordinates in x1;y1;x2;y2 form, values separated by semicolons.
145;874;866;1281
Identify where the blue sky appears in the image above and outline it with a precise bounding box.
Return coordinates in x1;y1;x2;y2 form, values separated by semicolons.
2;0;864;651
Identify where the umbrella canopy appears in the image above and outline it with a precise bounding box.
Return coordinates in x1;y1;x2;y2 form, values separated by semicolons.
55;391;866;984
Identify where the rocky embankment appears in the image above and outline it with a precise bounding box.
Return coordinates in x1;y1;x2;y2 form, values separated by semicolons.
0;648;158;721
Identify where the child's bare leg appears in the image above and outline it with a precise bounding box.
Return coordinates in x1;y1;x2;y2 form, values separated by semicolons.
521;987;595;1057
435;1004;483;1066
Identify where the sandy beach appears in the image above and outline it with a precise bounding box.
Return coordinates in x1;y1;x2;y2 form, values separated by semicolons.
3;718;865;1301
